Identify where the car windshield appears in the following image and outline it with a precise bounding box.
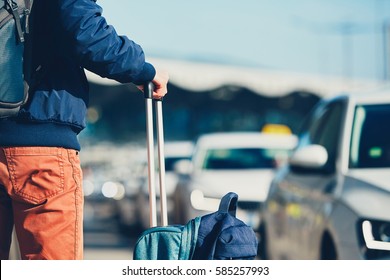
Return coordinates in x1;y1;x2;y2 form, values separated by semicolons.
350;104;390;168
201;148;290;170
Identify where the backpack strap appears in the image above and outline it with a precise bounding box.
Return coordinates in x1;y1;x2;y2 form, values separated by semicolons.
22;0;35;94
218;192;238;217
4;0;24;42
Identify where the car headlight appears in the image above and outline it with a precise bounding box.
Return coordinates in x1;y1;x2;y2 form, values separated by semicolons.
101;181;125;200
361;220;390;251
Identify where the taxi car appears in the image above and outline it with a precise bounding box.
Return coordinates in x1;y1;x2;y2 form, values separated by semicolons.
260;89;390;259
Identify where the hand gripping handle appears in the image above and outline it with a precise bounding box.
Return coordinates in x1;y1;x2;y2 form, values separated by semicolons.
143;81;154;99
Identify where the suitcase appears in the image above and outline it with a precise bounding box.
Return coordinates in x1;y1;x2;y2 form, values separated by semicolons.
133;81;201;260
133;82;258;260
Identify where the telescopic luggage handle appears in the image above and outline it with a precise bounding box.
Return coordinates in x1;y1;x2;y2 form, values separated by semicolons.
144;82;168;228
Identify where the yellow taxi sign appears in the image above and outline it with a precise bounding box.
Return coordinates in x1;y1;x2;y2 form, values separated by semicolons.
262;124;292;135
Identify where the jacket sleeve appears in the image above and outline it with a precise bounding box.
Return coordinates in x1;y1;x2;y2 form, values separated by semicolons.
56;0;155;85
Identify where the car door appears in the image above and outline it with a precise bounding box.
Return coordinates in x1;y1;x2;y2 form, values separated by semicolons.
273;99;345;259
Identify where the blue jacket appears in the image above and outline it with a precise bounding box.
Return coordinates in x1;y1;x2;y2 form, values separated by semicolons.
0;0;155;150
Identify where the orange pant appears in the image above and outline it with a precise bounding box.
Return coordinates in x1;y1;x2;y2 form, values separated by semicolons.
0;147;83;260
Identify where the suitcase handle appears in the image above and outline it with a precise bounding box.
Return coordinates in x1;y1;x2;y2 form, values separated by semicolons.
143;81;154;99
144;81;168;227
143;81;163;101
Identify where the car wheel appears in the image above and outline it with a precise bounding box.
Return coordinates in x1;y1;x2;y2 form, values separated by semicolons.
320;232;337;260
257;223;268;260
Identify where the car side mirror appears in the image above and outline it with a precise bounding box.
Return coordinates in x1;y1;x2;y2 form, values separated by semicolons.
289;144;328;169
173;159;193;175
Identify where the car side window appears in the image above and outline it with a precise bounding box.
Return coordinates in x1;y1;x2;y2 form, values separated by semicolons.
310;101;344;172
350;104;390;168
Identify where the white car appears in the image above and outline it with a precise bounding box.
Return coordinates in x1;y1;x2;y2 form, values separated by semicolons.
173;131;297;231
260;88;390;259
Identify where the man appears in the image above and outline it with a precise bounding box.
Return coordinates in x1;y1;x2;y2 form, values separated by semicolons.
0;0;169;260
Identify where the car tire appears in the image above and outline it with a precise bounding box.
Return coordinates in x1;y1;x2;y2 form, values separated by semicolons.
257;223;268;260
320;232;337;260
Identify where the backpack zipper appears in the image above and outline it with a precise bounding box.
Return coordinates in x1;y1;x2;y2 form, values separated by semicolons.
24;5;30;34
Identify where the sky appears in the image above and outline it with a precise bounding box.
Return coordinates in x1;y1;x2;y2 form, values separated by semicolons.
98;0;390;81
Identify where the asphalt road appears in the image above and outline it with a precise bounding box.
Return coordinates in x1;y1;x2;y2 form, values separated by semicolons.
83;220;137;260
84;232;134;260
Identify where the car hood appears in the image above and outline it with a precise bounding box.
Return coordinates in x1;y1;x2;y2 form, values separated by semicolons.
348;169;390;192
191;169;274;202
342;169;390;220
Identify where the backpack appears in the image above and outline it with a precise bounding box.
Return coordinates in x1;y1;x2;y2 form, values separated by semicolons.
133;192;258;260
0;0;34;118
192;192;258;260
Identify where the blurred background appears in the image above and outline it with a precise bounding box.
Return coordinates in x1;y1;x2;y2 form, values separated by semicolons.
82;0;390;144
13;0;390;260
